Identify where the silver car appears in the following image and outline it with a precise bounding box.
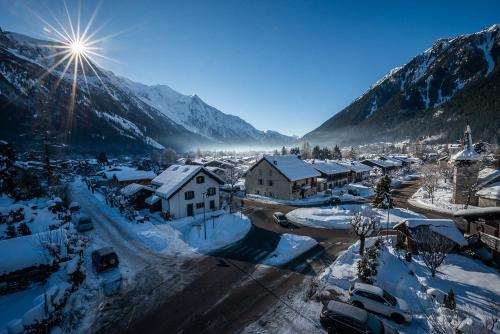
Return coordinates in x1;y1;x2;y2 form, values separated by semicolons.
348;282;412;323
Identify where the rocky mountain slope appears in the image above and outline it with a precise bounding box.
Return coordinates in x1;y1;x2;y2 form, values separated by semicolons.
0;30;294;154
304;24;500;146
118;77;296;145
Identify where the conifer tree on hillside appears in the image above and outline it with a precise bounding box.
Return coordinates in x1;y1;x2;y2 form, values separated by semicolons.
312;145;321;159
289;147;300;155
372;175;392;208
281;146;288;155
332;145;342;160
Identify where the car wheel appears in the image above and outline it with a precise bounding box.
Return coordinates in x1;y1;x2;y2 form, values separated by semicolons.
391;313;405;324
352;301;364;309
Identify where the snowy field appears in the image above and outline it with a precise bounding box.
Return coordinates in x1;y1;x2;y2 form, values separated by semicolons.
262;234;318;266
320;238;500;333
409;180;478;214
286;204;424;229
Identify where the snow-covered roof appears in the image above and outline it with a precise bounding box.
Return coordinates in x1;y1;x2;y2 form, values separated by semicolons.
382;157;403;166
0;230;67;275
477;168;500;188
311;161;350;175
145;195;161;205
103;166;156;182
451;148;481;161
362;159;395;168
261;155;321;181
476;182;500;200
395;219;467;246
153;164;223;199
454;207;500;218
337;161;372;173
120;183;145;197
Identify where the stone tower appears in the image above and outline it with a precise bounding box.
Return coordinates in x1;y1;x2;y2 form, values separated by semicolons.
451;124;480;205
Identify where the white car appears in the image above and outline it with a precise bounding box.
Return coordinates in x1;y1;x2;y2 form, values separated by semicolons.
348;282;412;324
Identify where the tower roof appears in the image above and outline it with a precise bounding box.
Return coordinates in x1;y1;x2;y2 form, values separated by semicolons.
451;123;480;162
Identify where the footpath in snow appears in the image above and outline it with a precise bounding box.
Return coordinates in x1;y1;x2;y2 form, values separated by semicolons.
286;204;424;229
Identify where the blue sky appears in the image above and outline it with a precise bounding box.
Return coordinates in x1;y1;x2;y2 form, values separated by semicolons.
1;0;499;136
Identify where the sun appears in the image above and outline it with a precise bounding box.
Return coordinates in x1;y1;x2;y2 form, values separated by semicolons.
70;39;87;56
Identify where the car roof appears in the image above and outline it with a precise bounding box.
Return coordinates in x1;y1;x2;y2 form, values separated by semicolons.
354;282;383;296
326;300;368;323
94;246;116;257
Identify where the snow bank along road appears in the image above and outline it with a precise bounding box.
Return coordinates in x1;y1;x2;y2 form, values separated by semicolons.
123;199;357;334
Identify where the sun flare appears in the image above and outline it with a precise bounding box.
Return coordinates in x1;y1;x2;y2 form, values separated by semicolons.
69;40;87;56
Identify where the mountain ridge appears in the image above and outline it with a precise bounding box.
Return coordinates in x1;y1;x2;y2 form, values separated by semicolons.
303;24;500;146
0;29;295;153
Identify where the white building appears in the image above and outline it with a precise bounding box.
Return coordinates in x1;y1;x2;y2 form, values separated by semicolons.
152;165;224;219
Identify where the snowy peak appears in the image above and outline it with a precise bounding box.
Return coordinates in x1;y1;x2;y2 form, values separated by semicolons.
118;76;296;145
305;24;500;145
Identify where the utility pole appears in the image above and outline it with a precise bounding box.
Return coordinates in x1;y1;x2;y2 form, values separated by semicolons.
203;192;207;240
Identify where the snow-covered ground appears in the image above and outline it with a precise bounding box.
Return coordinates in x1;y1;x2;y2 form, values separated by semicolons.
156;210;251;254
246;184;373;207
320;238;500;333
0;196;67;237
287;204;424;229
409;180;477;214
262;234;318;266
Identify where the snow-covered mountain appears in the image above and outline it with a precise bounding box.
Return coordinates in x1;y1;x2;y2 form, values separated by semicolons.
304;24;500;145
115;76;296;144
0;30;294;153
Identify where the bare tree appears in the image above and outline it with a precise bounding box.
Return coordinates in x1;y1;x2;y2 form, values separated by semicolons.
300;141;312;159
438;164;453;184
350;209;380;255
421;164;440;204
413;228;454;277
225;166;242;212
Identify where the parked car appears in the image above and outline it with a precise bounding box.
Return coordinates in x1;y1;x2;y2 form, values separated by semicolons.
348;282;412;323
92;247;119;272
273;212;289;226
329;196;341;205
320;300;398;334
74;214;94;232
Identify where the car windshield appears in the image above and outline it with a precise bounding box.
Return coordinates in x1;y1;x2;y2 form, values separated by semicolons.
366;314;383;334
383;290;397;306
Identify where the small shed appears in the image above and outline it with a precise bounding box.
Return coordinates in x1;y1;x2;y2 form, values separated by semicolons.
394;219;467;253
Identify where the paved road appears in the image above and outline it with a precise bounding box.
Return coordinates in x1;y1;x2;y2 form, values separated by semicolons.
125;199;356;334
391;180;454;219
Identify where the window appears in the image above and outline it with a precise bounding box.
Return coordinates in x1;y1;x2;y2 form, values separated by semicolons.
196;176;205;184
268;180;273;186
207;187;216;196
209;200;215;210
256;190;260;195
196;202;204;209
184;191;194;200
258;179;263;185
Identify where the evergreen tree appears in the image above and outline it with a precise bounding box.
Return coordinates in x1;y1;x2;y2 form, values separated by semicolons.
443;289;456;310
372;175;392;208
332;145;342;160
347;147;357;160
17;222;31;236
97;152;108;165
273;149;279;155
289;147;300;155
5;224;17;238
312;145;321;159
322;147;332;160
0;141;17;196
281;146;288;155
